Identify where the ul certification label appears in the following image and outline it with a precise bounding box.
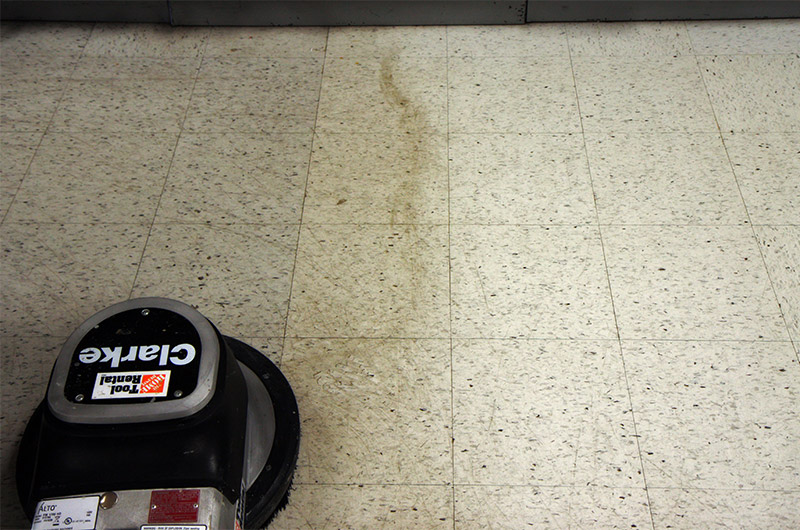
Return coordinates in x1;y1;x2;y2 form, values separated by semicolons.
32;496;99;530
92;371;171;399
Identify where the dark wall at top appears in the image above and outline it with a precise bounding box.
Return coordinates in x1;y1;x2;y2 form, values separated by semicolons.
2;0;799;24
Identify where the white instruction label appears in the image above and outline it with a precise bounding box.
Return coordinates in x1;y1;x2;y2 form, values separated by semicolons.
141;526;207;530
31;496;99;530
91;371;171;399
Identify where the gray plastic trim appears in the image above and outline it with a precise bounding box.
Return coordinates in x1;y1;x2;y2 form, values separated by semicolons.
47;297;220;425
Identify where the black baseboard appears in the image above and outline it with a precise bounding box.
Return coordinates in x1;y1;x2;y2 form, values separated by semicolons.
527;1;800;22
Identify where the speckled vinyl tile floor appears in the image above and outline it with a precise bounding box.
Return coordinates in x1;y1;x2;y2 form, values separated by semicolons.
1;20;799;530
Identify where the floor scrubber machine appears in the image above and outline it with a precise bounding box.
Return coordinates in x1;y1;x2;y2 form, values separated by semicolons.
16;298;299;529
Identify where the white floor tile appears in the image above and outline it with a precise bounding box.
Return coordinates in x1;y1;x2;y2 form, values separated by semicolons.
82;23;209;57
0;132;42;192
586;133;747;225
0;188;15;220
455;486;651;529
283;338;451;484
699;55;800;133
687;19;800;55
448;56;580;133
0;79;65;132
185;58;323;133
450;133;595;225
447;24;568;57
0;54;79;81
0;223;147;337
317;55;447;134
132;223;298;338
287;225;450;338
0;22;92;57
604;226;788;340
71;56;202;80
9;132;176;223
649;489;800;529
567;21;693;56
158;133;312;225
304;133;448;224
327;26;446;57
269;484;452;529
755;226;800;342
625;340;800;490
453;340;642;487
724;133;800;225
450;225;616;339
205;26;328;58
51;79;193;132
574;56;718;132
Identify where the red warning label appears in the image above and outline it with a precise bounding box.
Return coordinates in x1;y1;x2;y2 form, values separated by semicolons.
148;490;200;524
91;371;171;399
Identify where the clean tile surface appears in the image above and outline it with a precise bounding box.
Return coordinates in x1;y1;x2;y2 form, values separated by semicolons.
447;24;568;57
82;23;209;57
327;26;447;57
0;22;92;56
0;132;41;192
9;132;177;223
158;132;312;224
0;223;147;337
449;133;595;225
205;26;328;57
649;489;800;529
455;486;652;529
185;58;323;133
625;340;800;489
453;340;642;487
270;485;453;529
567;21;693;56
450;225;616;339
687;19;800;55
448;56;580;133
573;56;718;132
51;79;194;132
755;226;800;343
1;79;65;132
604;226;788;340
724;133;800;225
2;20;799;530
585;133;747;225
699;55;800;133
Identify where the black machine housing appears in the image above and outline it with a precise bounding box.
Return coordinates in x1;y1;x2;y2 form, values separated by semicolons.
16;298;299;529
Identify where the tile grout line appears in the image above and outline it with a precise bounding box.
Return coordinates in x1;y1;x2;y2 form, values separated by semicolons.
127;34;209;300
3;219;799;228
566;29;657;530
279;27;330;367
6;333;797;343
445;25;457;530
293;481;800;492
687;27;800;363
0;23;96;226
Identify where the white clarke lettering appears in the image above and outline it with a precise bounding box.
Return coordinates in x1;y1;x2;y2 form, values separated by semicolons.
77;343;198;367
